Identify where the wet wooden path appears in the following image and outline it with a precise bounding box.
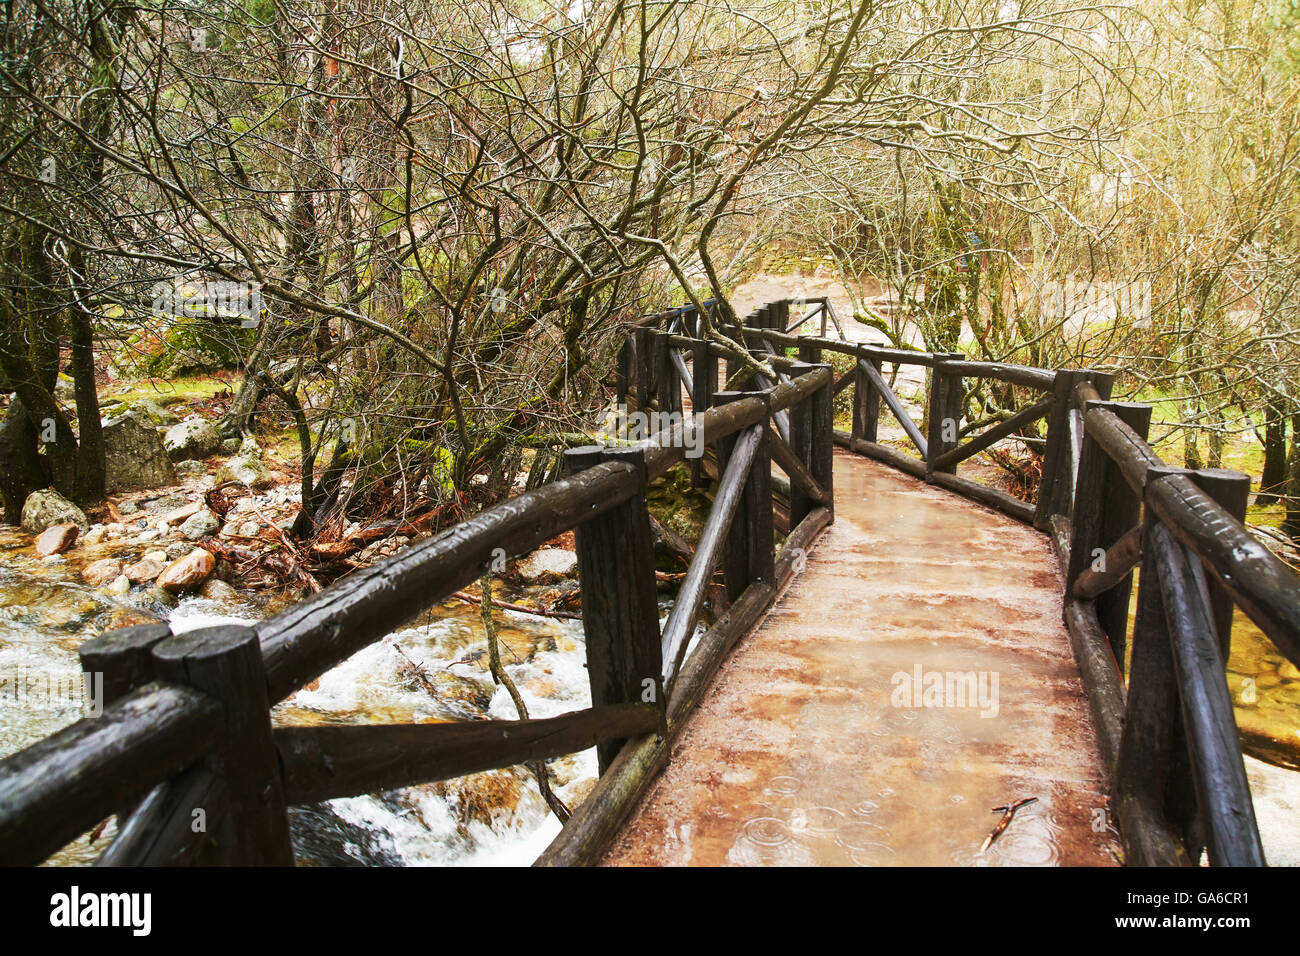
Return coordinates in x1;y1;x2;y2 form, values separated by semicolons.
603;449;1119;866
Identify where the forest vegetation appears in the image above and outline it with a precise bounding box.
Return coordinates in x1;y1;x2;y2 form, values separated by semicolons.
2;0;1298;564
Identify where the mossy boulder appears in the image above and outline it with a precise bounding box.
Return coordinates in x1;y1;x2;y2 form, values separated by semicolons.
111;319;255;380
21;489;90;534
99;398;179;427
216;455;274;490
101;409;177;492
164;417;222;460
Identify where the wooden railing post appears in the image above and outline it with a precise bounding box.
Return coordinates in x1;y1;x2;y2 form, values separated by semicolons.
78;623;174;826
690;339;717;488
691;339;716;417
1036;369;1114;529
926;353;963;477
852;352;882;443
1190;469;1252;657
1067;400;1151;670
786;362;815;526
1114;468;1193;867
79;623;173;708
151;625;294;865
811;363;835;521
652;329;681;418
797;336;821;365
564;445;663;773
714;390;774;601
616;338;632;408
1163;468;1252;861
634;326;654;412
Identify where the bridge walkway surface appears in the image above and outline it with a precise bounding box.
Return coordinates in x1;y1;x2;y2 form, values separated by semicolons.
602;448;1120;866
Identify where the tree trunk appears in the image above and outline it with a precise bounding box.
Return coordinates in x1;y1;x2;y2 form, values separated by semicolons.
1260;401;1287;505
1284;412;1300;541
0;399;47;523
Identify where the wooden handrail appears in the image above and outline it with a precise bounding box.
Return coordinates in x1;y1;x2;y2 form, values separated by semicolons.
275;703;662;805
0;682;223;867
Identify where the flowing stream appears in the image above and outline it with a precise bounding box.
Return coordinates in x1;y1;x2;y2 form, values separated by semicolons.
0;526;599;866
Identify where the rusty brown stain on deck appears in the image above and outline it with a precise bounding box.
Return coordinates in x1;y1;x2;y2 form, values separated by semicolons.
602;449;1119;866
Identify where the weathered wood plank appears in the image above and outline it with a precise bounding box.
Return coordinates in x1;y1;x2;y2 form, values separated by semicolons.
276;704;661;804
0;683;221;867
565;446;664;772
153;626;294;865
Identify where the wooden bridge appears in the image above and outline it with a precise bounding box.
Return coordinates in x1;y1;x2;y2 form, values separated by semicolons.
1;298;1297;867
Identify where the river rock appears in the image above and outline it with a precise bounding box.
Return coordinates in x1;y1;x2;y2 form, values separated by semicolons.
175;459;206;475
102;409;176;492
20;488;90;534
238;520;260;537
106;575;131;597
198;578;240;603
514;548;578;584
217;456;274;490
156;548;215;593
130;585;178;611
219;437;241;455
82;525;107;545
83;558;124;586
106;607;164;630
123;557;166;584
34;523;80;556
164;418;222;460
180;509;220;540
160;502;202;525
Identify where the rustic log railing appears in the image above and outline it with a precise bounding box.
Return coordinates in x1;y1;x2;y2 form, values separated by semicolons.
0;304;834;867
1;297;1297;867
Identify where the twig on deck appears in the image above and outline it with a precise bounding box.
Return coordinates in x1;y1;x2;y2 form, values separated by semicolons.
981;796;1037;853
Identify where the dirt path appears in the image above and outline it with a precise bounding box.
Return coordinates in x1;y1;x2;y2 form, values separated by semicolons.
602;449;1118;866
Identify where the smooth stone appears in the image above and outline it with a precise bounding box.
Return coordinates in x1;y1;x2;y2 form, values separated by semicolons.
123;558;166;584
83;558;124;586
180;510;220;540
35;523;80;556
156;548;216;593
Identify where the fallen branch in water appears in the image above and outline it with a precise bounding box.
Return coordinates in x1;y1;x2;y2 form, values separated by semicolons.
451;589;581;620
481;573;571;824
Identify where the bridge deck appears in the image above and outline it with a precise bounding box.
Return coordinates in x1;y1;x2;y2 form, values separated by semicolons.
603;449;1119;866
